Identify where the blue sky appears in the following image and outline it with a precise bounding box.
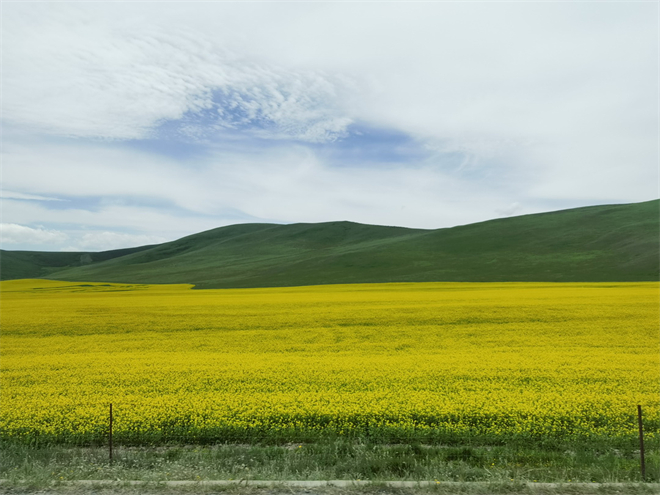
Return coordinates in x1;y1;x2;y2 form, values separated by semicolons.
2;1;658;251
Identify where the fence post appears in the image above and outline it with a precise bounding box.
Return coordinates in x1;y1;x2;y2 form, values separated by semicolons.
637;405;645;481
109;403;113;463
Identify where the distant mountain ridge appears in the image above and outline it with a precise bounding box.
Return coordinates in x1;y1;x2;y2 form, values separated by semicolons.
2;200;658;288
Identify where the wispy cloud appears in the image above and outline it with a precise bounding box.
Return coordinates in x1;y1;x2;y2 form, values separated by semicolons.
3;3;352;143
1;223;68;247
0;190;64;202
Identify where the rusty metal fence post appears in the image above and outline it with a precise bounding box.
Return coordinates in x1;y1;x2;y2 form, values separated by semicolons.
637;404;645;481
109;403;113;463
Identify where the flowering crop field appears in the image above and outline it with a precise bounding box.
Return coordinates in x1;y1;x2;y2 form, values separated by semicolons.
1;279;658;446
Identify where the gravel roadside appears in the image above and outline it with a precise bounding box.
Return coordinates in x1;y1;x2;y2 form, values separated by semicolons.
1;480;658;495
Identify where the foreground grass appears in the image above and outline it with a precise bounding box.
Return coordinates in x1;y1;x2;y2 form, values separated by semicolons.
1;440;657;486
2;483;660;495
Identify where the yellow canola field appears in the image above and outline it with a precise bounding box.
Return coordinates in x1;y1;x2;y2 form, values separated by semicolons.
1;280;658;444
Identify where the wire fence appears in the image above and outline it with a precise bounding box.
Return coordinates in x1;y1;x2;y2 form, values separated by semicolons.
10;403;645;481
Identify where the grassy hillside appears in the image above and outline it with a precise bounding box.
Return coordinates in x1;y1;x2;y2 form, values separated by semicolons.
0;245;153;281
2;200;658;288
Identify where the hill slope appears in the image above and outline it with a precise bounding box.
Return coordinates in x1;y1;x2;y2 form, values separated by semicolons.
2;200;658;288
0;245;154;281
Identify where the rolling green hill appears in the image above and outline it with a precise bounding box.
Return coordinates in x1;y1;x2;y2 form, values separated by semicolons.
2;200;658;288
0;245;154;282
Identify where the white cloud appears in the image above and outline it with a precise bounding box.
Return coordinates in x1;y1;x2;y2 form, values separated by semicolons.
62;232;167;252
0;222;167;252
0;223;68;247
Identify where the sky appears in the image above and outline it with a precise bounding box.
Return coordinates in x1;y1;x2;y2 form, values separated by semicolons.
1;1;658;252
